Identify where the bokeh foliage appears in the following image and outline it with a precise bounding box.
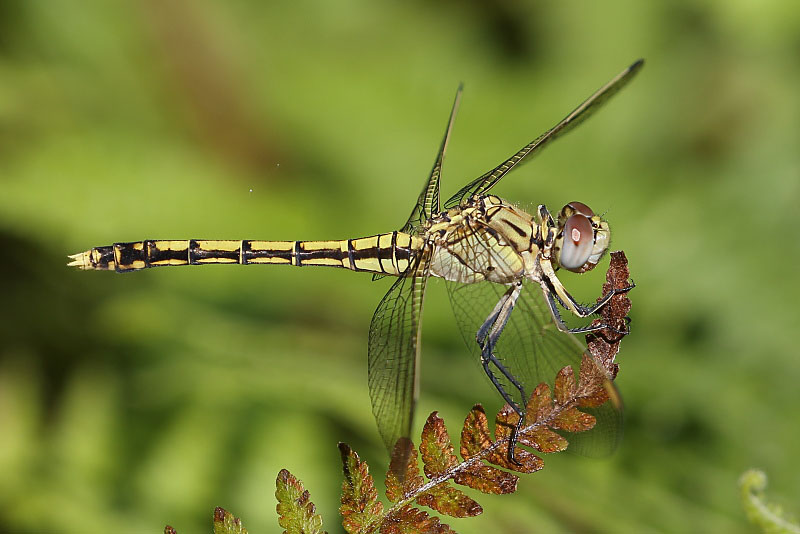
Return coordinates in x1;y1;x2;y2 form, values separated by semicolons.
1;1;799;532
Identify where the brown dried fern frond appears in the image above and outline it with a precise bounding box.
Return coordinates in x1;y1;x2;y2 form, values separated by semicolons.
280;251;634;533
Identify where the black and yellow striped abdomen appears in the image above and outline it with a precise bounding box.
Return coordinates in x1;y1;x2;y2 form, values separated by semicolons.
68;232;425;276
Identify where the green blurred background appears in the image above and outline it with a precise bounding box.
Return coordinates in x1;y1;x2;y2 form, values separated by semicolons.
1;1;799;532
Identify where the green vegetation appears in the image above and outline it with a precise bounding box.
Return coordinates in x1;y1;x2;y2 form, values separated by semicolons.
740;470;799;534
1;1;799;532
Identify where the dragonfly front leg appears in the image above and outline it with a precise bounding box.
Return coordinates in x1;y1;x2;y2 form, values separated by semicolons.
476;281;527;462
539;256;634;322
540;278;631;335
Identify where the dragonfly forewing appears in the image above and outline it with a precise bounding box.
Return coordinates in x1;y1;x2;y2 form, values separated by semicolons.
444;59;644;209
401;84;463;235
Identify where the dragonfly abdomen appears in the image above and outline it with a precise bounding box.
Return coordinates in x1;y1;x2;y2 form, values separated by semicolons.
68;232;424;275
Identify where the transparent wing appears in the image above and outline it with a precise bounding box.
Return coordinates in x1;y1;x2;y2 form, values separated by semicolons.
400;84;463;234
368;252;430;451
446;277;622;456
444;59;643;209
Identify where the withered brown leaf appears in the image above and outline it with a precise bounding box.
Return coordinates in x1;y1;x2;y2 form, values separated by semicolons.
416;484;482;518
382;505;454;534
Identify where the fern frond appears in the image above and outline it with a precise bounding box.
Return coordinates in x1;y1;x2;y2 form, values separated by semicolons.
740;469;800;534
272;251;634;532
165;507;248;534
276;469;327;534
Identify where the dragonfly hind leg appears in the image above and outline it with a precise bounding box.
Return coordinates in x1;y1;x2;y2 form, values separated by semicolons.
476;281;528;463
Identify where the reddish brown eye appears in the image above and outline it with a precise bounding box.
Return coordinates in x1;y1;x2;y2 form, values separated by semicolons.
567;201;594;217
560;214;593;271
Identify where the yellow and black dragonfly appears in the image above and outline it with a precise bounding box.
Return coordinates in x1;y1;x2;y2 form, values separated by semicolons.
70;59;642;458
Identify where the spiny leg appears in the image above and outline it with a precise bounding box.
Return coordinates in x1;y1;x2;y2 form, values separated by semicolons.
559;281;635;317
542;280;632;335
477;283;526;404
476;282;528;462
480;345;528;465
540;255;634;320
476;287;514;345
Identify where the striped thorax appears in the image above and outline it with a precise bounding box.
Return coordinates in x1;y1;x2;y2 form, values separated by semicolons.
425;195;539;284
424;195;611;284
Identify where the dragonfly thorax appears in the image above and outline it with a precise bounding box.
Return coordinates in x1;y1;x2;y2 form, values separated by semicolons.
424;195;541;285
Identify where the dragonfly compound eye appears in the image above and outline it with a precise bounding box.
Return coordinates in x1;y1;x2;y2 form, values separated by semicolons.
566;201;594;217
559;213;594;272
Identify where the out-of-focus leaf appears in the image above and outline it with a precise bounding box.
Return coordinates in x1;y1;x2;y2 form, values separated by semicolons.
739;469;800;534
275;469;326;534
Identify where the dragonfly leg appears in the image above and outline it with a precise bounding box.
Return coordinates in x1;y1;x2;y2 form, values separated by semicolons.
480;349;524;413
476;288;512;346
477;283;527;402
539;255;634;319
541;280;630;335
476;282;528;463
481;347;528;465
572;282;635;316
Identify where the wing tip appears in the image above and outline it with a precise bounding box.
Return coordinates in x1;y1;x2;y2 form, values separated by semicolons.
628;58;645;76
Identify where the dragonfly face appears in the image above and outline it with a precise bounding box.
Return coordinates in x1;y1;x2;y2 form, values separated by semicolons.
70;60;642;460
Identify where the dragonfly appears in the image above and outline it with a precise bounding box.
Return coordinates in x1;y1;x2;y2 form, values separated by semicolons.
69;59;642;459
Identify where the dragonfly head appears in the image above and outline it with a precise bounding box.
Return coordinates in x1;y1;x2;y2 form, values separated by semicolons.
554;201;610;273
